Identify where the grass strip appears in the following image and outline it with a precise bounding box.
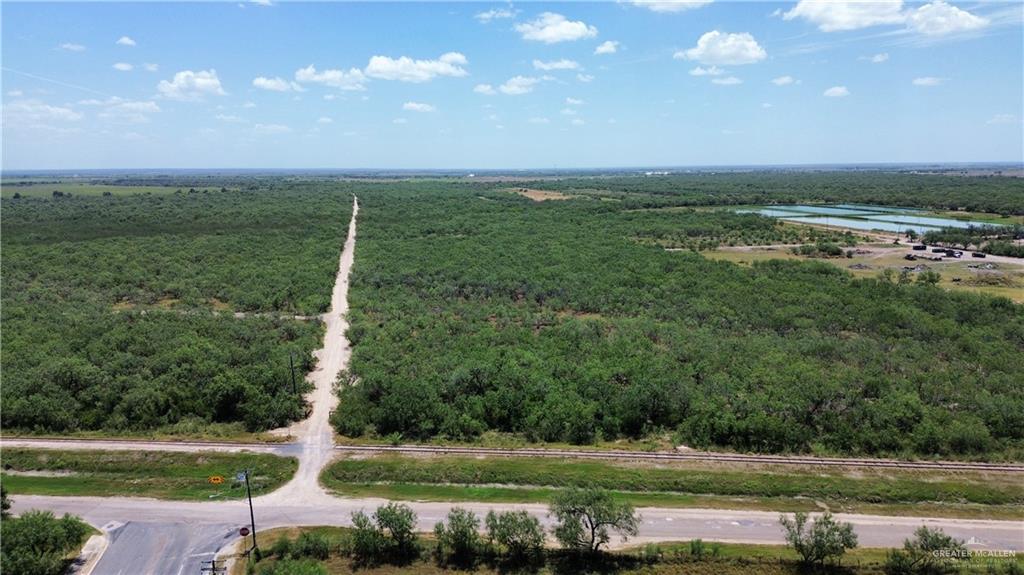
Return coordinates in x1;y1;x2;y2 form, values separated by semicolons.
1;448;296;500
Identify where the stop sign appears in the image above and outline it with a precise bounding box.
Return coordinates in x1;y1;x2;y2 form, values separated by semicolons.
239;527;250;537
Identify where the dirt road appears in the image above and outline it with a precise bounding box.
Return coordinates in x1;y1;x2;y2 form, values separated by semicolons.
262;195;359;507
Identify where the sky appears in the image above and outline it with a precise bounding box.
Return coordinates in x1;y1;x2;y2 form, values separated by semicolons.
2;0;1022;169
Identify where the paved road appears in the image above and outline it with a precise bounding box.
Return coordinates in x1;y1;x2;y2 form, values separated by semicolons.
13;494;1024;553
90;521;237;575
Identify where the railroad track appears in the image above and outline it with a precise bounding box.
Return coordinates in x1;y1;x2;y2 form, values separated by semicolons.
6;437;1022;473
334;444;1024;473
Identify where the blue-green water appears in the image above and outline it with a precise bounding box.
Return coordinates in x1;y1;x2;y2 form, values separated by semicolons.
743;204;1003;234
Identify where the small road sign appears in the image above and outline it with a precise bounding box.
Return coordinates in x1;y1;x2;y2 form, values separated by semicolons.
208;475;224;485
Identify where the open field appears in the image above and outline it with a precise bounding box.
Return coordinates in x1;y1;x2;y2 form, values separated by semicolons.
1;182;223;198
0;448;297;500
704;244;1024;302
321;454;1024;520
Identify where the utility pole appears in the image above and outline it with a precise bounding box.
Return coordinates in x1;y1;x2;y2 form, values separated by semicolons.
289;353;297;395
242;469;258;554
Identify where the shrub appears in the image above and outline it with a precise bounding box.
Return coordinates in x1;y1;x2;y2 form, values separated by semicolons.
485;510;544;560
779;511;858;567
884;527;966;575
434;507;481;564
257;559;327;575
349;510;386;563
269;534;292;558
292;531;330;560
0;510;90;575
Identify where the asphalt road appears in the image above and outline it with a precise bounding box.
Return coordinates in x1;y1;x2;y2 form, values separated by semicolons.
13;494;1024;553
90;521;237;575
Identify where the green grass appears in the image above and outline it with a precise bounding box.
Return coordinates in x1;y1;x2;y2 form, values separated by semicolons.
321;455;1024;520
1;448;296;500
1;183;222;198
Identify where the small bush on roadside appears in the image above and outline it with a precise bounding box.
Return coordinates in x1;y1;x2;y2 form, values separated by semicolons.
485;510;544;561
257;559;327;575
434;507;482;565
292;531;330;560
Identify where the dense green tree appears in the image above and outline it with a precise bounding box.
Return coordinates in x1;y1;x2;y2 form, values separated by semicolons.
0;510;90;575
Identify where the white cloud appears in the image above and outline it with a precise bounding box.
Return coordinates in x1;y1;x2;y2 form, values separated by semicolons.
771;75;795;86
97;99;160;123
143;63;159;72
474;84;497;95
761;102;773;109
157;69;226;101
868;52;889;63
912;76;946;86
116;36;136;46
515;12;598;44
824;86;850;97
499;75;540;95
577;73;595;83
113;62;133;72
675;30;766;65
4;99;82;124
59;43;85;52
533;59;580;71
317;116;333;124
215;113;246;123
906;0;987;35
689;65;726;76
986;114;1017;125
566;97;584;105
253;76;303;92
594;40;619;55
392;118;408;124
571;118;585;125
529;117;550;124
294;65;367;91
250;0;272;5
631;0;713;13
242;101;256;108
403;101;436;112
712;76;742;85
254;123;290;134
475;8;515;23
783;0;905;32
364;52;468;83
7;90;23;97
560;108;578;116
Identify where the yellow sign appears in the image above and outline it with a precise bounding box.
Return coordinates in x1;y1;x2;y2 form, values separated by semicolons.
208;475;225;485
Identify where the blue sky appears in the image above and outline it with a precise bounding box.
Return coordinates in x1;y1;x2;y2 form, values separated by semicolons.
2;1;1022;169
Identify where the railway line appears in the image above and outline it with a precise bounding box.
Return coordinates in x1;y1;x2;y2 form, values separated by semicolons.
6;436;1023;473
336;444;1024;472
